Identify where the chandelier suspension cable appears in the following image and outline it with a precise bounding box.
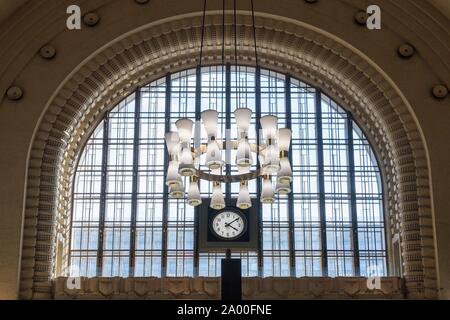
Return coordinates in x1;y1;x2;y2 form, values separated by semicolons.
234;0;240;109
221;0;226;177
165;0;292;209
251;0;258;68
199;0;207;68
222;0;225;88
250;0;259;160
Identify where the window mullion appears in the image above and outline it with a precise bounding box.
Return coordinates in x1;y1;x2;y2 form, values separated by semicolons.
255;66;263;276
347;114;360;276
225;63;232;201
193;66;201;277
285;74;295;277
162;73;172;277
129;91;141;277
96;114;109;276
315;89;328;276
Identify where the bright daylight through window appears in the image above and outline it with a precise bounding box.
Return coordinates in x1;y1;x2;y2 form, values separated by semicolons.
70;66;387;279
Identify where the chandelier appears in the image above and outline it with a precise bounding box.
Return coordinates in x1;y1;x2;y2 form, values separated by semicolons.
164;0;292;210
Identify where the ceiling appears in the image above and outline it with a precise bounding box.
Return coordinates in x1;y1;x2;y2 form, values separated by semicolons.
0;0;28;25
0;0;449;29
430;0;450;19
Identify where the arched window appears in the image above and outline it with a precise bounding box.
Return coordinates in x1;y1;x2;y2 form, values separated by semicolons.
70;66;387;278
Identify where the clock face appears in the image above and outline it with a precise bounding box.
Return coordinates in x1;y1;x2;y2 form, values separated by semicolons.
211;209;247;240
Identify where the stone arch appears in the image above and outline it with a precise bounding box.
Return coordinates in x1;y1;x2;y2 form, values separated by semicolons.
19;11;436;299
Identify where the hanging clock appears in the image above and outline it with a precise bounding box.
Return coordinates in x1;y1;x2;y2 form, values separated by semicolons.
198;200;258;250
210;207;248;241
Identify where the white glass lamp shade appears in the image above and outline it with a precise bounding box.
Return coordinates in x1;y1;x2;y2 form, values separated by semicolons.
210;183;225;210
258;154;269;175
165;132;180;156
176;118;194;143
210;167;222;176
237;182;252;209
238;165;250;175
179;147;195;176
201;110;219;137
236;138;253;168
169;180;184;199
275;180;291;195
263;144;280;174
187;180;202;207
180;147;193;165
261;178;275;204
260;115;278;140
166;160;181;187
278;128;292;152
277;157;293;183
206;140;224;170
258;154;265;166
234;108;252;132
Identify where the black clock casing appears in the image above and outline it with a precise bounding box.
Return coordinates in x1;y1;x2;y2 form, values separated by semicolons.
208;207;249;242
197;199;259;251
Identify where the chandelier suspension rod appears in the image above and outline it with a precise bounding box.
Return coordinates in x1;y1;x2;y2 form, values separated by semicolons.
222;0;225;67
222;0;226;147
198;0;258;70
199;0;207;68
251;0;258;67
165;0;292;210
234;0;240;109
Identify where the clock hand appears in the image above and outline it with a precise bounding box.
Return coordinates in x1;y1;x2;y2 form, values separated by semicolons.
225;223;239;232
227;218;240;225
